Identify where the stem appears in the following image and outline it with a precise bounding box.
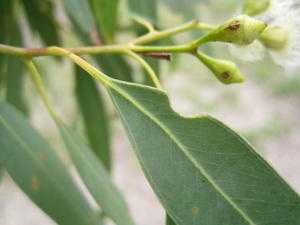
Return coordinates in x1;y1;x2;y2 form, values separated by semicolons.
46;47;111;85
195;23;217;31
130;44;193;53
125;50;162;89
23;59;59;122
0;44;127;57
132;16;155;32
133;20;216;45
0;18;218;58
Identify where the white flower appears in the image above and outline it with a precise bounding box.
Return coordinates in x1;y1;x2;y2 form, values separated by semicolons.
260;1;300;73
230;0;300;73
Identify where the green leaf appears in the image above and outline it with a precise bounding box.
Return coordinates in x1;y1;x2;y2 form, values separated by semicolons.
61;0;95;33
166;214;177;225
70;16;132;170
95;54;133;82
0;0;17;87
55;121;136;225
0;102;98;225
127;0;158;25
0;0;16;43
105;78;300;225
88;0;119;44
22;0;60;46
5;24;27;114
75;66;110;170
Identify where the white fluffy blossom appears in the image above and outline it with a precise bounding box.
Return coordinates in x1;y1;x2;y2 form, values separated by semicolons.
230;0;300;73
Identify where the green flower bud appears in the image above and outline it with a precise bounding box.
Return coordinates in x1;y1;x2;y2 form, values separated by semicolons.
199;15;267;45
195;52;245;84
259;27;288;50
243;0;271;16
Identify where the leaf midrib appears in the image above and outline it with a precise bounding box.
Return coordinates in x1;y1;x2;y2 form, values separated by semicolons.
0;113;91;223
109;83;256;225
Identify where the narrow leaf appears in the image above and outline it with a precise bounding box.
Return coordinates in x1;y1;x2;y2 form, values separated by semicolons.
22;0;60;46
5;56;27;114
88;0;119;44
56;122;136;225
75;66;110;170
127;0;158;25
71;17;132;169
61;0;95;33
0;102;98;225
105;78;300;225
5;23;27;114
0;0;16;86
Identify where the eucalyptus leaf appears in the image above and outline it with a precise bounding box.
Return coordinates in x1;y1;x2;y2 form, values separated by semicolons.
55;121;136;225
22;0;60;46
61;0;95;33
0;102;99;225
104;78;300;225
75;66;110;170
71;14;132;170
0;0;16;86
88;0;119;44
166;214;177;225
127;0;158;25
5;23;27;114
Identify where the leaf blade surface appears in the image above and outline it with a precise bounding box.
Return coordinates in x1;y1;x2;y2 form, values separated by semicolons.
0;103;98;225
106;79;300;225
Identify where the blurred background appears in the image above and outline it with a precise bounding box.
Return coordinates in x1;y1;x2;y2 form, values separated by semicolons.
0;0;299;224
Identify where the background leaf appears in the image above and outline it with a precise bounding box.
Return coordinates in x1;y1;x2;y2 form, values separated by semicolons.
88;0;119;44
0;102;99;225
70;0;132;168
5;23;27;114
56;122;136;225
0;0;17;88
61;0;95;33
22;0;60;46
105;78;300;225
75;66;110;170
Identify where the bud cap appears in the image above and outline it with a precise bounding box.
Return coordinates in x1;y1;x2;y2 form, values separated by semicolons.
243;0;271;16
259;27;288;50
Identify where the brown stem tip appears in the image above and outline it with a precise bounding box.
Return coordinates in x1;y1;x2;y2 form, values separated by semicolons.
138;52;172;61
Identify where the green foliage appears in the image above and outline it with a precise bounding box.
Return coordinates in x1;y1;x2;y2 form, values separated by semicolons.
75;67;110;170
88;0;119;44
0;0;299;224
166;214;177;225
22;0;60;46
61;0;95;33
5;24;27;114
0;103;99;225
106;78;300;225
56;122;135;225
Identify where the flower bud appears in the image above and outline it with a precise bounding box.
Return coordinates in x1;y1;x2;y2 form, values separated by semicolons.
199;15;267;45
259;27;288;50
195;52;245;84
243;0;271;16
